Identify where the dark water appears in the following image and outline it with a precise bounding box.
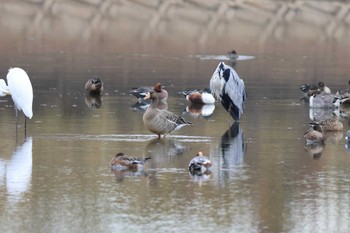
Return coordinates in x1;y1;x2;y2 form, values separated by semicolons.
1;1;350;232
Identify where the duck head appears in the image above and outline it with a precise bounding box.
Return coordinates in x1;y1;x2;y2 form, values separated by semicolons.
153;83;163;93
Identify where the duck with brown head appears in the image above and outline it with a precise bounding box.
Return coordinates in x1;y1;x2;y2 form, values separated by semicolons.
130;82;168;101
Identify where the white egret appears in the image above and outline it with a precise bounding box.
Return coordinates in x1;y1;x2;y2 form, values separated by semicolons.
0;67;33;128
210;62;247;121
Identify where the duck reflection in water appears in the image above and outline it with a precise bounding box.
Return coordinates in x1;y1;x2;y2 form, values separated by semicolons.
184;103;215;119
0;137;32;201
309;107;334;122
220;122;246;169
130;98;168;112
145;138;189;164
85;93;102;109
304;143;324;159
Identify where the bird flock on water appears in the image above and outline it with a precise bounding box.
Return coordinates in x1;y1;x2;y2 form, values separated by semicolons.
3;49;350;177
0;52;246;177
300;80;350;158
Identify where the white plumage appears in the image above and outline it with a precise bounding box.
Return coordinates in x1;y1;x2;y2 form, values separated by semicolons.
0;67;33;119
210;62;247;121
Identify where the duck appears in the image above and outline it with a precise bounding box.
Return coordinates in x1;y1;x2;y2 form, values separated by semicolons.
336;80;350;96
333;94;350;107
311;118;343;131
300;82;331;101
130;83;168;101
182;88;215;104
210;62;247;121
143;90;191;138
304;124;325;145
110;152;151;171
85;78;103;94
317;82;331;94
227;50;239;61
188;151;212;175
309;91;338;108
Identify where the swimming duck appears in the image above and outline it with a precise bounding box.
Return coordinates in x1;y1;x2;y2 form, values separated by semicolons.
304;124;325;145
336;80;350;96
188;151;212;175
130;83;168;101
312;118;343;131
143;91;191;138
85;78;103;94
227;50;239;61
110;152;151;171
333;94;350;107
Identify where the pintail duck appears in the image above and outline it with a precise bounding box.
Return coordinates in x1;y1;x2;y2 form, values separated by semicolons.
311;118;343;131
188;151;212;174
143;90;191;138
182;88;215;105
304;124;324;145
130;83;168;101
110;152;151;171
85;78;103;94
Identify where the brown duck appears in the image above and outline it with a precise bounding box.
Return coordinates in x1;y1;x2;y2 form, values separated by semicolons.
85;78;103;94
143;90;191;138
110;152;151;171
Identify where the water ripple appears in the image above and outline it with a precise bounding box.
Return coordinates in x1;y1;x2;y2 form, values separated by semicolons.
35;134;212;142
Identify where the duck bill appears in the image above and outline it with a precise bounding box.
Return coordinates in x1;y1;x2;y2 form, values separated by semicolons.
144;92;151;100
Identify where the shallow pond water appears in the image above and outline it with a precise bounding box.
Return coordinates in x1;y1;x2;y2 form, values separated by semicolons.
1;1;350;233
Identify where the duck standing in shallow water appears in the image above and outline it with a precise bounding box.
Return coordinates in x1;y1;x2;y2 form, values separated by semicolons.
110;152;151;171
188;152;212;175
143;90;191;138
210;62;247;121
85;78;103;95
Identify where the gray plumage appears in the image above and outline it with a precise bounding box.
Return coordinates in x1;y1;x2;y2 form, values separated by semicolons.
210;62;247;121
143;91;191;138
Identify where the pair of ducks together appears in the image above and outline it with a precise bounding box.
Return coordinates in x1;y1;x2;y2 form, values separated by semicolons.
110;151;212;175
304;118;343;145
133;83;214;138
